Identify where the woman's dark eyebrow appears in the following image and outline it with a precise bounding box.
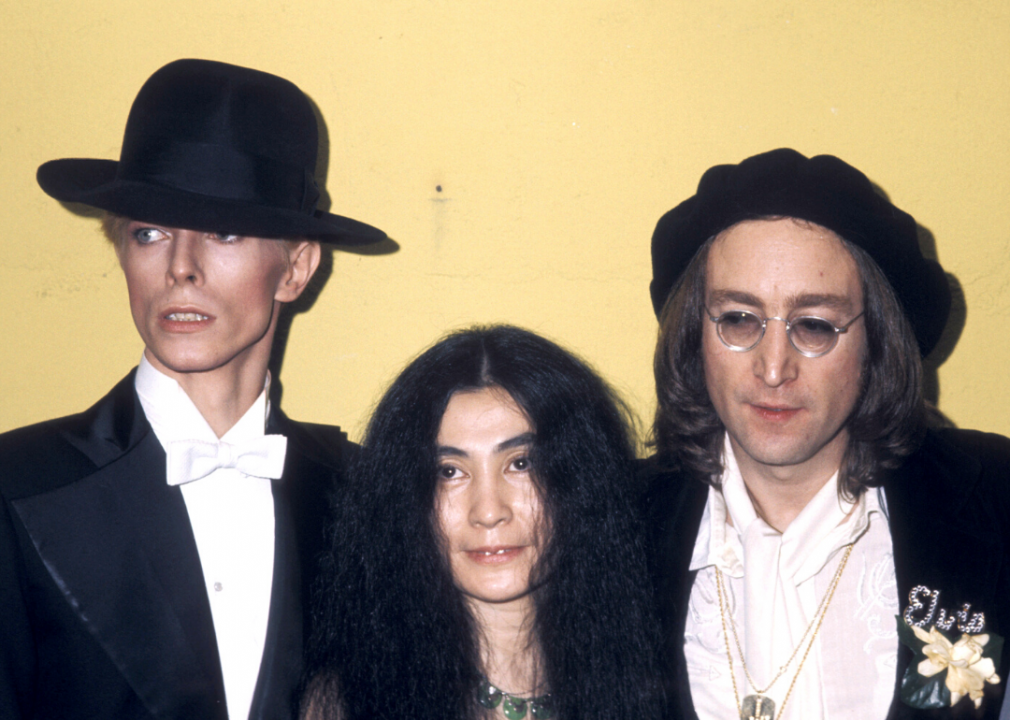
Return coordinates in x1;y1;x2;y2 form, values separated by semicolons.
436;432;534;458
436;446;466;458
496;432;535;453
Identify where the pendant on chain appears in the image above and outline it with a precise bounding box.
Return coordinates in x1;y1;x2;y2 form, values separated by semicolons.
741;694;775;720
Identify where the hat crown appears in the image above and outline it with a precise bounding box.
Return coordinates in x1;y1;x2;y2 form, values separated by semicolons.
116;59;320;214
121;59;318;172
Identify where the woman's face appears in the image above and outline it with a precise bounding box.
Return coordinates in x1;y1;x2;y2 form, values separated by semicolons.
435;387;545;605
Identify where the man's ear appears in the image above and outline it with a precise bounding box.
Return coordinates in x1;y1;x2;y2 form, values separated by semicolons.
275;240;322;302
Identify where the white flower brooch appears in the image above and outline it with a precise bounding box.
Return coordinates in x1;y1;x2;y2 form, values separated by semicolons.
898;586;1002;710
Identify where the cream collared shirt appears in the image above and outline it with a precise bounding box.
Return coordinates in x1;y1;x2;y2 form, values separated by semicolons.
135;356;276;720
684;436;899;720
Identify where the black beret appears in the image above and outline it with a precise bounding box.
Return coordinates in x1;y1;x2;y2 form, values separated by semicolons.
649;148;950;357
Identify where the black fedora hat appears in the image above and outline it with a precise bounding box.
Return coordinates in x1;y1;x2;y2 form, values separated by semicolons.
650;148;951;357
37;58;386;245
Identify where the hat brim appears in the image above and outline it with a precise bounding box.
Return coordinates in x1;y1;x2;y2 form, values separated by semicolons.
38;159;386;246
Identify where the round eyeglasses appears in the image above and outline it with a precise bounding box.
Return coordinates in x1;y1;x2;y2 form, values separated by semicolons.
706;309;865;358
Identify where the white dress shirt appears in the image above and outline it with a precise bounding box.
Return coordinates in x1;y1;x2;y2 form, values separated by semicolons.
135;356;278;720
684;436;899;720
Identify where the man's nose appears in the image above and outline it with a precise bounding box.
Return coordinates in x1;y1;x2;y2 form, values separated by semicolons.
167;231;204;285
752;318;798;387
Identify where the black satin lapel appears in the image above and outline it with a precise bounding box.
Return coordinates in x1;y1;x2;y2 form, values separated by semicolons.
249;417;340;720
248;471;304;720
61;370;147;468
885;446;1002;719
12;431;227;720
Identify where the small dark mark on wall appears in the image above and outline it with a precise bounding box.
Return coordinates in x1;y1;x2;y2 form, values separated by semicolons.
436;185;442;192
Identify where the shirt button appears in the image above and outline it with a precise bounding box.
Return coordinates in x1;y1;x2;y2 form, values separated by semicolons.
214;582;223;592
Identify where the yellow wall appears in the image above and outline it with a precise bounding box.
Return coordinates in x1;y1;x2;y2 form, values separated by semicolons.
2;0;1008;443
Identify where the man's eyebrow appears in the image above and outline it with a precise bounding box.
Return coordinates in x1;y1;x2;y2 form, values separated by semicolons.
786;293;855;312
707;290;856;313
707;290;763;308
436;432;535;458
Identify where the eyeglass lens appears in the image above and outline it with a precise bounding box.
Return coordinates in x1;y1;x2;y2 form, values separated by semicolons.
716;312;840;355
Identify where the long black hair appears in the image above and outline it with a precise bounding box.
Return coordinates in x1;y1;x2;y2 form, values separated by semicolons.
305;325;664;719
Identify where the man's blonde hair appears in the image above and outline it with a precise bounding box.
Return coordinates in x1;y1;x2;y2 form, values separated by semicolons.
101;212;312;270
101;212;131;252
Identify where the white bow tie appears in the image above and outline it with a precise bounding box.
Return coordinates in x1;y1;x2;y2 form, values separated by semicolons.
166;435;288;486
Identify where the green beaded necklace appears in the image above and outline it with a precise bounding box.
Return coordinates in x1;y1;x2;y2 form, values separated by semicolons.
477;677;554;719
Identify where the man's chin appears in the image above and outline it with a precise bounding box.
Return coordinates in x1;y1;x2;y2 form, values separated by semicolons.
730;426;849;476
144;348;229;377
730;431;818;468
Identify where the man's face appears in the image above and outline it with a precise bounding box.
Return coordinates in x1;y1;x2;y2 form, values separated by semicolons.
117;222;313;379
702;218;866;481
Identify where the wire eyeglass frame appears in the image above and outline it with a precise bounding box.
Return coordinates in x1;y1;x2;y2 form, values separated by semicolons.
706;309;865;358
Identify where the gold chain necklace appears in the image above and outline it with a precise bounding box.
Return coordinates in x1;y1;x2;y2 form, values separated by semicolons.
713;543;854;720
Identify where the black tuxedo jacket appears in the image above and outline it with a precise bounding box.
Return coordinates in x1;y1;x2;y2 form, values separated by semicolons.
641;428;1010;720
0;372;350;720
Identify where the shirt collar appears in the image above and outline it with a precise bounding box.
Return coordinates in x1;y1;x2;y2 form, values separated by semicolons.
689;434;884;582
135;354;271;452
